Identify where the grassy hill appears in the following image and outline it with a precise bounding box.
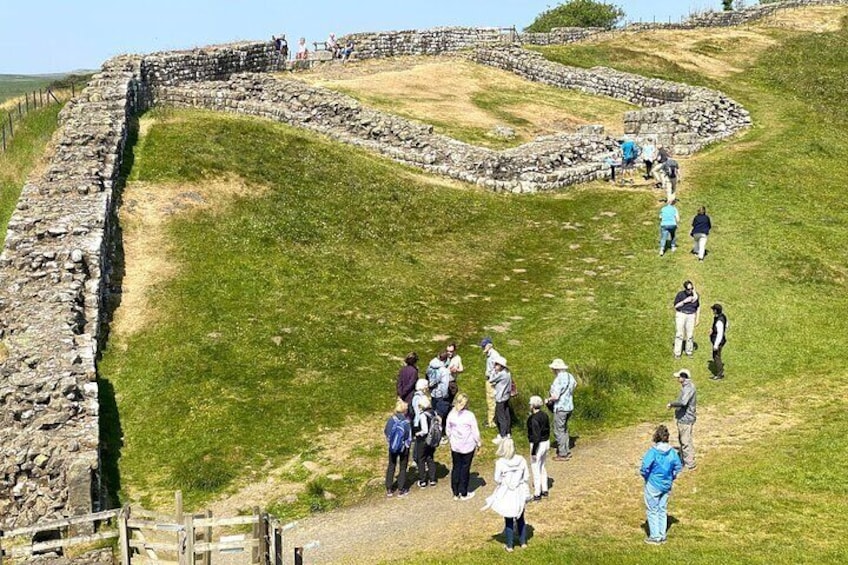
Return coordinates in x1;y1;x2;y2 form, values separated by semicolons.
93;5;848;561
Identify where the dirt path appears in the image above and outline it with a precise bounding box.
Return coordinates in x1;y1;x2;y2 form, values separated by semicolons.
282;400;796;564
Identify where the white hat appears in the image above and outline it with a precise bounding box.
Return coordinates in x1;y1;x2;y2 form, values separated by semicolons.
492;355;508;369
415;378;429;391
549;358;568;370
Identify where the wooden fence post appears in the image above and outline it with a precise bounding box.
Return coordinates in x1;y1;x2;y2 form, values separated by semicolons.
259;513;270;565
2;126;6;152
203;510;212;565
118;505;131;565
184;515;195;565
25;93;29;112
251;507;261;564
175;491;184;523
9;113;13;136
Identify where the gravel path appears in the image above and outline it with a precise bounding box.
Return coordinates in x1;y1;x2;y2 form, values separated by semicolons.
283;402;794;564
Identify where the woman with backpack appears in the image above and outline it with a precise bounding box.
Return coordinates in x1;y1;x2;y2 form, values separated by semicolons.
446;392;481;501
483;437;531;552
384;400;412;498
414;396;439;488
640;424;683;544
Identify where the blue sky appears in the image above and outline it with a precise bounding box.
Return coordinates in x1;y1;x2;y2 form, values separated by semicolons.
1;0;728;74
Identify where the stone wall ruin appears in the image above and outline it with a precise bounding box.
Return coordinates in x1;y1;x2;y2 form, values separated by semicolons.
3;0;836;531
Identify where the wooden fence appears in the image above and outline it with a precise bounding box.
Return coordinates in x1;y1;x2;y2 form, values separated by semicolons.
0;85;71;153
0;495;310;565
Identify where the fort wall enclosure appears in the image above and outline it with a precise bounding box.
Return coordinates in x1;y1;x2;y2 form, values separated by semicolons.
1;0;842;530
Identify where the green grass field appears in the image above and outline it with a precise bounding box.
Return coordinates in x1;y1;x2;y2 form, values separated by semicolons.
90;10;848;561
0;74;55;105
0;104;62;238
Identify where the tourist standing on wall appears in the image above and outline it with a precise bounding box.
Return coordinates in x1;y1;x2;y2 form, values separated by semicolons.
659;199;680;256
446;393;482;500
483;438;530;552
667;370;697;470
489;355;513;443
480;337;500;428
272;34;288;67
673;280;700;358
690;206;712;261
296;37;309;60
384;400;412;497
640;424;683;544
709;304;728;380
526;396;550;500
547;358;577;461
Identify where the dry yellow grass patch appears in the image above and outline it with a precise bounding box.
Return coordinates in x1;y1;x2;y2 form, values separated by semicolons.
295;57;632;143
585;6;847;80
759;5;848;33
114;173;269;338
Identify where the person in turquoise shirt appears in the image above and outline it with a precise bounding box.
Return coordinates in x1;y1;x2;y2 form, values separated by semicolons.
659;199;679;256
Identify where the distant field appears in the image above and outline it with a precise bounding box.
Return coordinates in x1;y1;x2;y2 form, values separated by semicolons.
0;74;56;105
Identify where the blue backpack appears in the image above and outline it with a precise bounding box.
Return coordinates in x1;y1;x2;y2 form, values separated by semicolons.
388;416;409;454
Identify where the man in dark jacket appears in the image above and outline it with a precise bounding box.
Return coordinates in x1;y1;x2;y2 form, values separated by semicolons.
667;370;697;470
397;352;418;416
673;281;700;358
709;304;728;380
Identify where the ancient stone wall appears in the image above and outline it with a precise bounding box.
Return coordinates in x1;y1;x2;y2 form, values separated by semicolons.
472;47;750;155
155;74;619;192
7;0;824;526
341;27;510;59
0;42;276;530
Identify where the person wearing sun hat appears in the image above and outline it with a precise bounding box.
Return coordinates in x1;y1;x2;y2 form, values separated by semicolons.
547;358;577;461
488;354;513;443
667;369;697;470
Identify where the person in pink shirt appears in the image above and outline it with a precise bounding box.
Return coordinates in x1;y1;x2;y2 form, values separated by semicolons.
446;392;482;501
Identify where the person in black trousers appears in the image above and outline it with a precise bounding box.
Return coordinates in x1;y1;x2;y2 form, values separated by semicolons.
710;304;728;380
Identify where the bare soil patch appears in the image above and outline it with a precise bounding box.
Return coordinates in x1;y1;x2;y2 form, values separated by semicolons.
114;174;269;337
282;397;801;564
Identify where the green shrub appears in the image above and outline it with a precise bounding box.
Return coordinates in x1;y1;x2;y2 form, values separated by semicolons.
525;0;625;32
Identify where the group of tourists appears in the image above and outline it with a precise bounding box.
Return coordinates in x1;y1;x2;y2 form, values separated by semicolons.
386;341;578;551
607;136;680;200
271;32;355;66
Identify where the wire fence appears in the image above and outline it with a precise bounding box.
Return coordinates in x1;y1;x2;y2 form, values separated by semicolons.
0;83;81;154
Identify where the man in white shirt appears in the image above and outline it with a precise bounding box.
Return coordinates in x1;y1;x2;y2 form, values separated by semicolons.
480;337;499;428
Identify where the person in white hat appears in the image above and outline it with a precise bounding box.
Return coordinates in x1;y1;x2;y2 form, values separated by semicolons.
488;355;513;443
547;358;577;461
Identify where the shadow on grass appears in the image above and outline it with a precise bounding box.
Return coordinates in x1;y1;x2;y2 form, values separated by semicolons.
641;515;680;538
96;112;140;508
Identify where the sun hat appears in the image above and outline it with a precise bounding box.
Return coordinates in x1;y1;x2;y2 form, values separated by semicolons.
673;369;691;379
492;355;508;368
549;358;568;370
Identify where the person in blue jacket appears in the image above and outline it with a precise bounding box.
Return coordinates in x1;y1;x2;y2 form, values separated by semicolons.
640;424;683;544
